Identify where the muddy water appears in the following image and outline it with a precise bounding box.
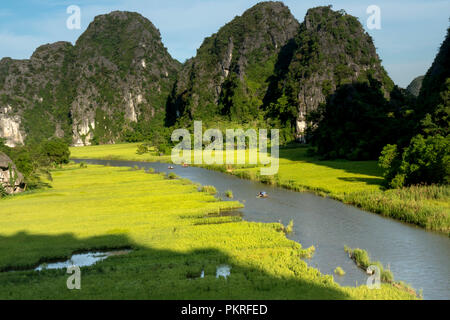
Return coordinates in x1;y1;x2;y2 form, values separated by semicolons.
73;159;450;300
35;250;131;271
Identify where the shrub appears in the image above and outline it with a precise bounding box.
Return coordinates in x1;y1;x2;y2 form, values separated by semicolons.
157;143;172;156
167;172;178;179
347;248;370;268
279;220;294;234
379;134;450;188
381;269;394;283
334;267;346;276
345;246;395;284
201;185;217;195
40;138;70;166
0;184;8;198
342;186;450;232
136;144;149;155
225;190;234;199
285;220;294;234
260;174;277;185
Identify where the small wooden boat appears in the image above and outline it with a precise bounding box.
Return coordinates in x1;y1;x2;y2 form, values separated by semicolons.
182;163;189;168
257;192;268;198
168;166;175;170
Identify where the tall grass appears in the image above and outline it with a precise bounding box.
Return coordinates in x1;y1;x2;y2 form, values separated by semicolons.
201;185;218;195
386;184;449;201
344;246;395;284
334;267;346;276
342;185;450;233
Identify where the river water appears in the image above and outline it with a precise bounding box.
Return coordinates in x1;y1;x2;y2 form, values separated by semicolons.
73;159;450;300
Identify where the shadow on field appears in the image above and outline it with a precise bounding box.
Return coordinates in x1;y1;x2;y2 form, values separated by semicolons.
0;231;132;272
0;231;352;300
279;147;383;180
337;177;384;186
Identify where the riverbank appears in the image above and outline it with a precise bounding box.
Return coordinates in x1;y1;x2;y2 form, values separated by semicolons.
0;163;416;299
70;143;450;234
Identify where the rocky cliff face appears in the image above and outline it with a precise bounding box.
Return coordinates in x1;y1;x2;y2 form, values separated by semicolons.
0;105;24;147
417;27;450;131
0;41;73;146
266;6;394;141
167;1;300;125
407;76;424;97
0;11;181;146
69;11;181;146
0;152;25;194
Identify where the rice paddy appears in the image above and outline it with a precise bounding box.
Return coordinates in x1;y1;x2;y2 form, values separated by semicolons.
0;164;416;299
70;143;450;233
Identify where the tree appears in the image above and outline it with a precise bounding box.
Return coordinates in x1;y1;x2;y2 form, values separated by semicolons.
40;138;70;166
421;78;450;137
309;78;400;160
379;134;450;188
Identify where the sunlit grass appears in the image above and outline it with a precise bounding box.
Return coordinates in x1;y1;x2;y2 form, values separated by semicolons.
69;143;449;232
0;164;416;299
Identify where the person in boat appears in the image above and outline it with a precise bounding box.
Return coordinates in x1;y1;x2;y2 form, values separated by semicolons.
258;191;268;198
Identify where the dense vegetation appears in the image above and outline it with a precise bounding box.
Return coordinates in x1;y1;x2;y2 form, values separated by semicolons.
0;138;70;192
377;28;450;188
308;79;414;160
266;6;394;142
307;25;449;190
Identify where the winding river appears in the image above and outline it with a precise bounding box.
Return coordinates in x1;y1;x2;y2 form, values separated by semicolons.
74;159;450;300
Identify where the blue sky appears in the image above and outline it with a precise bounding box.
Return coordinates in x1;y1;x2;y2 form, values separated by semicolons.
0;0;448;87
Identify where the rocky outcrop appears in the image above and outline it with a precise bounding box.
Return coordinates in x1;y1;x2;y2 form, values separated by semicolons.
69;11;181;145
166;1;300;125
0;41;72;145
0;105;24;147
407;76;424;97
267;6;394;141
0;11;181;146
0;152;25;194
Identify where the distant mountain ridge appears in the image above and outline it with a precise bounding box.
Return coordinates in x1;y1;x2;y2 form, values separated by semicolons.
407;76;424;97
0;2;438;147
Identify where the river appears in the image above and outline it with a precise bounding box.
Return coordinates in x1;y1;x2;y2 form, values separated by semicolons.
73;159;450;300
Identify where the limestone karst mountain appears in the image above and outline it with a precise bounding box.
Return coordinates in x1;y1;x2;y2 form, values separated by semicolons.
264;6;394;141
166;1;300;126
0;11;181;146
0;3;412;146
